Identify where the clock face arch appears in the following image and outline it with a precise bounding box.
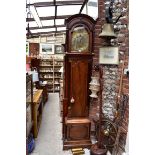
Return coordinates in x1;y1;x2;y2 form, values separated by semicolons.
71;26;89;53
65;14;96;53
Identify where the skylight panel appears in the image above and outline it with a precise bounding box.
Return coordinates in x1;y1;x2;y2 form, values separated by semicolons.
29;0;54;4
57;27;66;31
57;5;81;16
28;21;38;27
41;20;54;26
87;0;98;20
55;19;65;25
30;29;39;33
37;6;55;17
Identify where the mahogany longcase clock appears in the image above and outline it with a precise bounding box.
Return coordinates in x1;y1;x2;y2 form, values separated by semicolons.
63;14;96;150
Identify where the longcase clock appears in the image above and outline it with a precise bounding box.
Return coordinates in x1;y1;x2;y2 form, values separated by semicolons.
63;14;96;150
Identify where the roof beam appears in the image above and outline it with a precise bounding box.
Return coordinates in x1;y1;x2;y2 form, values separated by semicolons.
54;0;57;27
79;0;88;14
54;0;57;35
29;33;65;38
27;25;65;30
27;1;84;7
26;15;71;22
31;30;66;35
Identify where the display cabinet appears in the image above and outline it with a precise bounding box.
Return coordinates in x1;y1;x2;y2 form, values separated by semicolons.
53;59;63;92
39;58;63;93
39;58;54;92
63;14;96;149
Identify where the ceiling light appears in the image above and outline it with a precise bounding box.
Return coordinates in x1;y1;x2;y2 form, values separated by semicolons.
30;5;42;28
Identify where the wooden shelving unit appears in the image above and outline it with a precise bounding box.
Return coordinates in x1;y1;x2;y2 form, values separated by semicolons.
39;58;63;93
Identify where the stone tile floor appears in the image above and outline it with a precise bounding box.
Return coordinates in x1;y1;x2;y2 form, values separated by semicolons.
29;93;128;155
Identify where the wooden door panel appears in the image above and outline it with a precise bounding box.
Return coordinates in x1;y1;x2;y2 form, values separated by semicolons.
69;60;88;117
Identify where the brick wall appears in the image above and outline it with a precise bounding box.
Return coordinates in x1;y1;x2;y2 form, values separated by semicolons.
89;0;129;138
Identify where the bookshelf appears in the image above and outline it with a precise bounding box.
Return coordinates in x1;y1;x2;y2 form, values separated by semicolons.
39;58;63;93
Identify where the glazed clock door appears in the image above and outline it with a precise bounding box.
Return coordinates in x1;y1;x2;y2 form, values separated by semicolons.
67;56;92;117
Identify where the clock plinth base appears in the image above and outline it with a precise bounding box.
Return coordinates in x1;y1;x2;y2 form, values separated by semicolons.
63;118;92;150
63;140;92;150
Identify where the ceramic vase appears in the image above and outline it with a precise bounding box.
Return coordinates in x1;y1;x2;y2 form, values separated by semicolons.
89;77;100;98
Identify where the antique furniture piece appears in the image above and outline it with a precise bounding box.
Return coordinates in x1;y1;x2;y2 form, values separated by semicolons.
63;14;96;149
31;58;40;73
31;89;43;138
37;82;48;105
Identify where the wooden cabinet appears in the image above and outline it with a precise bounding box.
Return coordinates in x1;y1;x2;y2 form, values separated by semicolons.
39;83;48;105
39;59;54;92
63;14;96;149
64;54;93;118
66;119;91;140
31;89;43;138
53;59;63;92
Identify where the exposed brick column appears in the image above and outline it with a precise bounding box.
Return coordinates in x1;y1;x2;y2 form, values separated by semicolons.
89;0;129;135
89;0;106;131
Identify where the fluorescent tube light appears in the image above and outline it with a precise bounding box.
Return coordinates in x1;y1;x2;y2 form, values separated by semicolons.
30;5;42;28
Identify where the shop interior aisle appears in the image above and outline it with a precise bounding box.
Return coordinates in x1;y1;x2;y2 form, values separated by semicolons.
30;93;72;155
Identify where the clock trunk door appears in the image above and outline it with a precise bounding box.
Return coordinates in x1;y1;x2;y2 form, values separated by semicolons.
66;55;92;117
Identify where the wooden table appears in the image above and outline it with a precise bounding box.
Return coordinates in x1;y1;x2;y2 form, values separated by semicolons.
39;83;48;105
31;89;43;138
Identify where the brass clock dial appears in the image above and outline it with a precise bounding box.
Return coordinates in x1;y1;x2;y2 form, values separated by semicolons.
71;26;89;53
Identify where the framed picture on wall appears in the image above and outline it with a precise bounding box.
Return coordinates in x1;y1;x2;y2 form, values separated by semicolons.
40;43;54;54
99;47;119;65
55;45;64;54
